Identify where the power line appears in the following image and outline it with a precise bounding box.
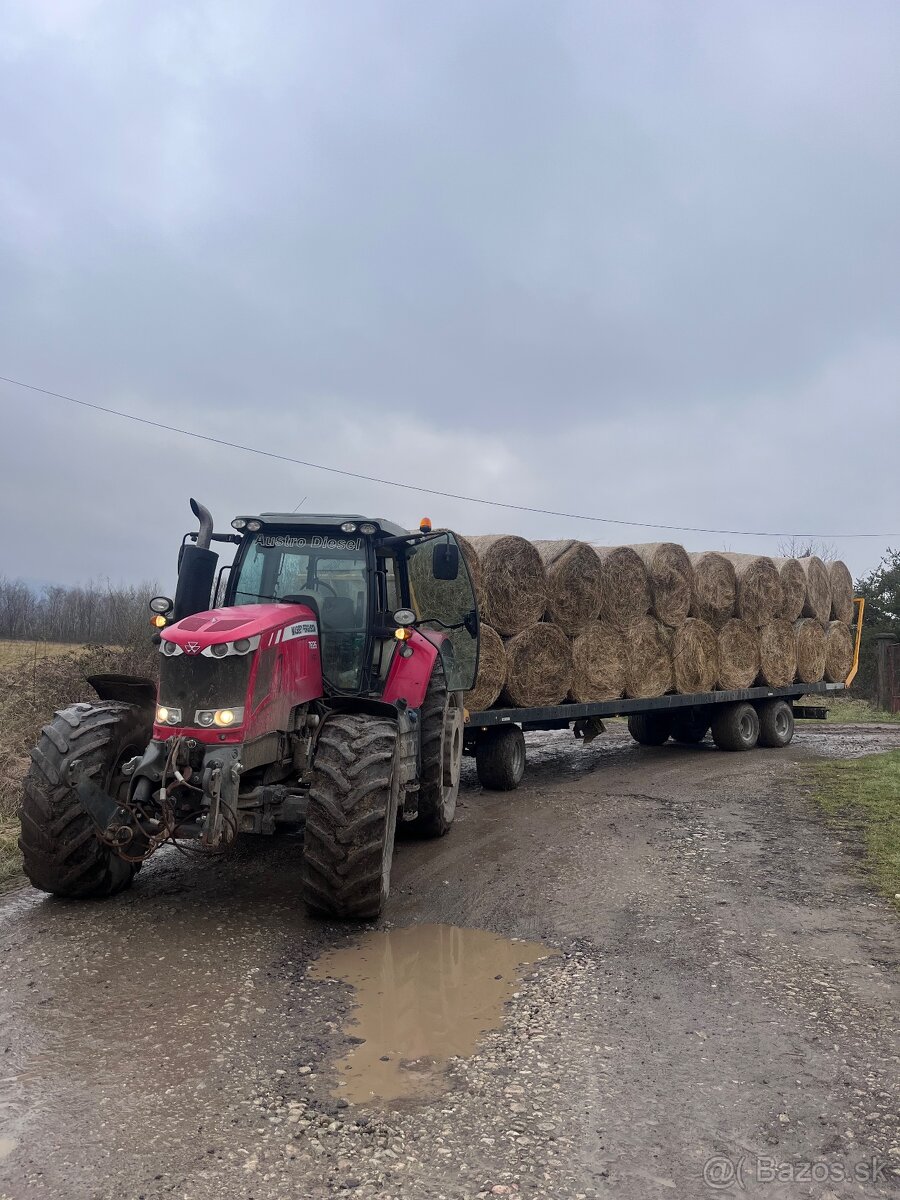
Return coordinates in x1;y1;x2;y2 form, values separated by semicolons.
0;372;891;540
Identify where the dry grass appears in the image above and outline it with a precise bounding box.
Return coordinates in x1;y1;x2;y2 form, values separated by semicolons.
0;639;158;888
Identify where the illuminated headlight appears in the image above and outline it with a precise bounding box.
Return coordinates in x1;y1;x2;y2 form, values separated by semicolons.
359;522;377;535
156;706;182;726
245;520;262;532
340;521;357;533
231;518;247;530
194;707;244;728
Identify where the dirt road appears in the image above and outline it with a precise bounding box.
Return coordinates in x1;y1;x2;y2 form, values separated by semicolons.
1;725;898;1199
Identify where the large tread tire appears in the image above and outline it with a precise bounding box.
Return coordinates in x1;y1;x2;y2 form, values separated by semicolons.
301;712;400;920
757;699;795;748
475;726;526;791
19;702;151;898
627;712;673;746
711;702;760;751
670;709;710;745
407;659;463;838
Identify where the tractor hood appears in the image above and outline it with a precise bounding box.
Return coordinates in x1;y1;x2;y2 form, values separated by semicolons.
162;603;317;653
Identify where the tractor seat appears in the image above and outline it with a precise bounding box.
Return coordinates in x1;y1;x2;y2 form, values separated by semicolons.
322;595;357;630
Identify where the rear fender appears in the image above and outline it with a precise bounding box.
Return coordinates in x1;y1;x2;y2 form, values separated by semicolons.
382;630;440;711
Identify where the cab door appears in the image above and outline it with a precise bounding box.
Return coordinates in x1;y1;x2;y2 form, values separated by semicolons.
405;533;479;692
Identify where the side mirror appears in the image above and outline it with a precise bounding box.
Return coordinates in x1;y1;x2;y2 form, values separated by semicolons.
432;543;460;581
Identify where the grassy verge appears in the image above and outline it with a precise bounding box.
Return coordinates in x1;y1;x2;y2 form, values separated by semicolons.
0;823;21;892
802;695;900;724
812;751;900;910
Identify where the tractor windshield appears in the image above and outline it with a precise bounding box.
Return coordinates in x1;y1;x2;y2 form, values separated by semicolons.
231;531;370;690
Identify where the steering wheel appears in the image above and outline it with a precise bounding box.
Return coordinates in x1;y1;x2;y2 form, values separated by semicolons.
310;579;337;597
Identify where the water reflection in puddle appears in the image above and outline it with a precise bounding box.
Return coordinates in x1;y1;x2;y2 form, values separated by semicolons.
308;924;555;1104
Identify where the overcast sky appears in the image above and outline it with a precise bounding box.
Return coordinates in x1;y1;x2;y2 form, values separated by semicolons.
1;0;898;590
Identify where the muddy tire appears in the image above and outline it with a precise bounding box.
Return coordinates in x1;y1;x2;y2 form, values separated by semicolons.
757;699;795;748
475;726;526;791
670;709;710;745
301;712;400;919
711;702;760;751
627;712;673;746
19;702;151;898
408;659;463;837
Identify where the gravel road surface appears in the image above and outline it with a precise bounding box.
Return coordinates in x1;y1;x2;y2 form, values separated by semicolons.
0;723;898;1199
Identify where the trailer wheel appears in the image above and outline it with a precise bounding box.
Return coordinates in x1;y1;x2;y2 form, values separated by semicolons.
627;712;673;746
302;712;400;919
475;726;526;791
19;702;150;898
710;702;760;751
757;699;795;748
407;659;463;837
670;710;710;745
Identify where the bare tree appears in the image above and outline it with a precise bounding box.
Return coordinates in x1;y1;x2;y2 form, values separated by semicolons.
777;537;837;562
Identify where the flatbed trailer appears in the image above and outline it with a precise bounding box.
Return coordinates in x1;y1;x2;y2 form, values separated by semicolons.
463;597;865;791
463;681;845;790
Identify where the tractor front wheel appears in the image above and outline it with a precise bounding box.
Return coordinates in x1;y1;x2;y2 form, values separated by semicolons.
408;659;464;837
19;702;151;898
301;711;400;919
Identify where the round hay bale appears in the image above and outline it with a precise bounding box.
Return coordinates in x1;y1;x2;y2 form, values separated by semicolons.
594;546;651;628
533;539;603;635
570;622;625;702
465;536;547;636
672;618;718;694
824;621;854;684
757;620;797;687
688;552;736;625
716;619;760;689
774;558;806;622
794;617;826;683
623;616;673;699
499;623;572;707
828;560;854;623
464;624;506;712
628;543;693;626
798;556;831;622
453;532;487;616
722;554;783;626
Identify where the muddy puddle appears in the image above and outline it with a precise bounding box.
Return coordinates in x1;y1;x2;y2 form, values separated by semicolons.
308;924;555;1104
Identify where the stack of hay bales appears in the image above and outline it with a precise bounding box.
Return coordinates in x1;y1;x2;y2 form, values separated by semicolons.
458;532;857;713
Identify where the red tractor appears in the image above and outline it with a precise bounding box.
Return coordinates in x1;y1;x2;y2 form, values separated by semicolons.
19;502;479;918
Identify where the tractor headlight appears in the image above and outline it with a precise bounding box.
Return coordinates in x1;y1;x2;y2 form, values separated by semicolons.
194;707;245;728
200;636;260;658
233;638;252;654
210;642;229;658
359;522;377;535
245;520;262;532
231;518;247;531
340;522;357;533
156;706;182;726
160;638;182;656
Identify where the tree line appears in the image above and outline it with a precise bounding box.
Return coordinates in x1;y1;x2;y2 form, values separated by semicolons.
0;578;160;648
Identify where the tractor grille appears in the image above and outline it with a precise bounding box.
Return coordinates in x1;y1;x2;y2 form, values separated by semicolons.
158;654;252;718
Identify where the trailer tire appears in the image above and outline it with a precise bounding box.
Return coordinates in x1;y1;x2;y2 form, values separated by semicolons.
302;712;400;919
476;726;526;791
671;710;710;745
407;659;463;837
757;699;795;748
19;702;150;898
711;702;759;751
627;712;673;746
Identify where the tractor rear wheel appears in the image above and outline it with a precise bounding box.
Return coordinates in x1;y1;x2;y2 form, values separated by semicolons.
19;702;151;898
301;711;400;919
408;659;463;837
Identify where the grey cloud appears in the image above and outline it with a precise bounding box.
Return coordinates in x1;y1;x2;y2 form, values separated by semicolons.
1;0;898;586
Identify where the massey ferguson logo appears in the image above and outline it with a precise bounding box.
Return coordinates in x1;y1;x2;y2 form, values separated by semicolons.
185;641;201;655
